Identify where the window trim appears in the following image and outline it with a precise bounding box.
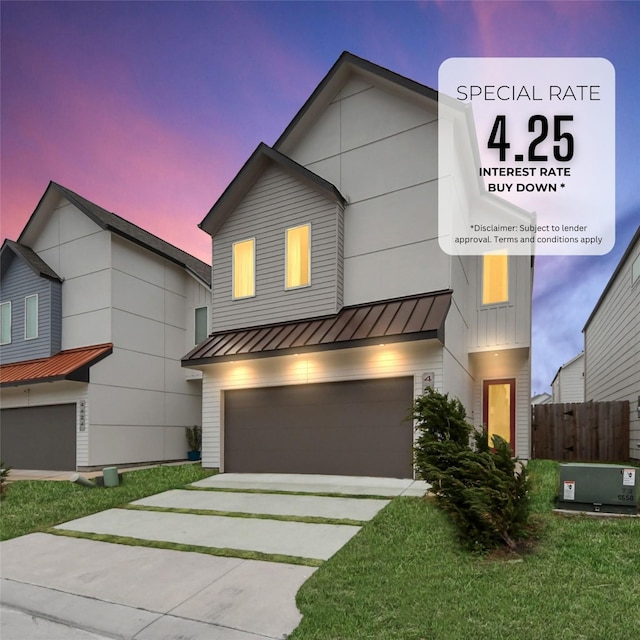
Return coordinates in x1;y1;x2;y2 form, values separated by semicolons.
24;294;38;340
481;252;510;306
0;301;11;345
194;305;209;345
232;237;256;300
284;223;311;291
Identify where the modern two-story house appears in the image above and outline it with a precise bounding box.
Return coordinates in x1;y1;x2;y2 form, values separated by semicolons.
0;182;211;470
583;224;640;460
183;52;534;478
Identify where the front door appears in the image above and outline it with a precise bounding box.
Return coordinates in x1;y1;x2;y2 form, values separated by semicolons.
483;379;516;453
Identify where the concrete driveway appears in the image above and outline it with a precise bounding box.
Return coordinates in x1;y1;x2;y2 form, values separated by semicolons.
1;473;427;640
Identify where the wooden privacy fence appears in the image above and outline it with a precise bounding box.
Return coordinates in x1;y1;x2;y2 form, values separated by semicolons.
532;401;630;462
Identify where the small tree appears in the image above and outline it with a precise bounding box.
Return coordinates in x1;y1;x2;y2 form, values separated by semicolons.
412;388;531;552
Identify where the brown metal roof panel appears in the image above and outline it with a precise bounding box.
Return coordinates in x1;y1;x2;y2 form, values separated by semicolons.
385;298;418;335
306;317;338;345
276;322;312;349
199;334;231;358
289;319;325;348
404;296;435;333
263;324;298;351
318;308;357;344
335;306;370;341
215;331;252;357
227;328;264;355
350;305;385;339
235;327;272;354
368;301;402;338
250;326;286;352
421;293;451;331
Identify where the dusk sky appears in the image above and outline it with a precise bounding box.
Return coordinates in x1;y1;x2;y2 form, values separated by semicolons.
1;1;639;395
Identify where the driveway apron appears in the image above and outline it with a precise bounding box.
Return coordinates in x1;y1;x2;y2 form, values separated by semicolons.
0;473;427;640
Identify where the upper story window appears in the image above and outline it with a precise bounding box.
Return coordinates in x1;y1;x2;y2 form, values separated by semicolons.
0;301;11;345
233;238;255;299
285;224;310;289
194;306;208;344
633;254;640;285
25;294;38;340
482;252;509;305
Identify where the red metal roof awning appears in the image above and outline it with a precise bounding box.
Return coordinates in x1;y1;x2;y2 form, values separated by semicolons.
183;291;451;366
0;343;113;387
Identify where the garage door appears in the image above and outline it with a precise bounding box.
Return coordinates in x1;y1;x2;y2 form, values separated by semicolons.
224;377;414;478
0;404;76;470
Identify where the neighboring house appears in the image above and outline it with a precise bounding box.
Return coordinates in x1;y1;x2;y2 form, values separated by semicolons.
531;392;552;405
183;52;534;478
583;225;640;460
0;182;211;470
550;352;585;403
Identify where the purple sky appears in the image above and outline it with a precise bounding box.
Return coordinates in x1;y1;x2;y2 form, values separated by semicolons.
1;1;639;394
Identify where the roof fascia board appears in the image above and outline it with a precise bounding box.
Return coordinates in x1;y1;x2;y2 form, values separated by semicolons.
199;143;345;237
274;51;438;153
1;240;62;282
583;224;640;332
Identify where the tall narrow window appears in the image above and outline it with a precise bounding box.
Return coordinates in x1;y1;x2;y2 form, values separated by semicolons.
233;238;255;299
285;224;310;289
195;306;208;344
25;294;38;340
0;302;11;345
482;251;508;305
633;254;640;285
483;379;516;453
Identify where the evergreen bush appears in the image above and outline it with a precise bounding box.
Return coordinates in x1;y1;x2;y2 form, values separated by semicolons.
412;387;531;552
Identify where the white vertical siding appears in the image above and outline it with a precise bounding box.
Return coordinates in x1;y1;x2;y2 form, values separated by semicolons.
585;235;640;459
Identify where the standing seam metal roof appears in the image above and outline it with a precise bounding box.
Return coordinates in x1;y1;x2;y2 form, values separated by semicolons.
183;291;451;365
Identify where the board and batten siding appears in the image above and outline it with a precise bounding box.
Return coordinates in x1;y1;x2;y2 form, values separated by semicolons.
584;236;640;459
198;340;443;471
0;257;61;364
211;165;344;332
471;254;532;351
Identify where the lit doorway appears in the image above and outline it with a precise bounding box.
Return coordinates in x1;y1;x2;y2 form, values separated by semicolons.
483;379;516;453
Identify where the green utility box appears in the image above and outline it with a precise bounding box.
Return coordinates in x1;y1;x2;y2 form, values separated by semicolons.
557;463;638;515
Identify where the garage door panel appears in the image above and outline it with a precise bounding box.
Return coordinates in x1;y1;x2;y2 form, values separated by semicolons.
224;377;413;478
0;404;76;470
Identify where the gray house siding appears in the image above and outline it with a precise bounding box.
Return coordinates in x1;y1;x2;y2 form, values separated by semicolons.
211;165;344;332
0;257;62;364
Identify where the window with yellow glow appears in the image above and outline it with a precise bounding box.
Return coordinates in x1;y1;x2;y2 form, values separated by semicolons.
285;224;310;289
232;238;255;299
482;252;508;304
487;383;511;445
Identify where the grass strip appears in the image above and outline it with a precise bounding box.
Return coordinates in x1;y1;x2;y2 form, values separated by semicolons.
121;503;367;526
46;527;323;568
0;464;216;541
184;485;394;500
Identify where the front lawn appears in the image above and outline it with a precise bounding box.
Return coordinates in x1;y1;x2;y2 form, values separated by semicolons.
0;463;215;541
291;460;640;640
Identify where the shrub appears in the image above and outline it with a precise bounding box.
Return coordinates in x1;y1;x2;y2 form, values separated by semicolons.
0;462;11;500
185;425;202;452
412;388;531;552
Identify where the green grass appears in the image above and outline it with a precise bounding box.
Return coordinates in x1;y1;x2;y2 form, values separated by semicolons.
290;460;640;640
48;528;323;567
0;463;215;541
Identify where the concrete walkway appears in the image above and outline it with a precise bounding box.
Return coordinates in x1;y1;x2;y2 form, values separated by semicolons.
1;473;428;640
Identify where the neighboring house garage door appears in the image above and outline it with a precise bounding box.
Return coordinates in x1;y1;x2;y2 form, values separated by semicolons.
224;377;414;478
0;404;76;470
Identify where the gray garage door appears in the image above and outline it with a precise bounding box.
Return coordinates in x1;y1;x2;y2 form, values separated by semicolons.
224;377;414;478
0;404;76;470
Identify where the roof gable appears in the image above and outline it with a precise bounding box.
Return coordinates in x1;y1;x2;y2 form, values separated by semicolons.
274;51;438;155
0;239;62;283
199;143;345;237
18;182;211;286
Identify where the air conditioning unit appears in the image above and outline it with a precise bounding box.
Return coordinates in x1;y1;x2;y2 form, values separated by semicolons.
557;463;638;515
